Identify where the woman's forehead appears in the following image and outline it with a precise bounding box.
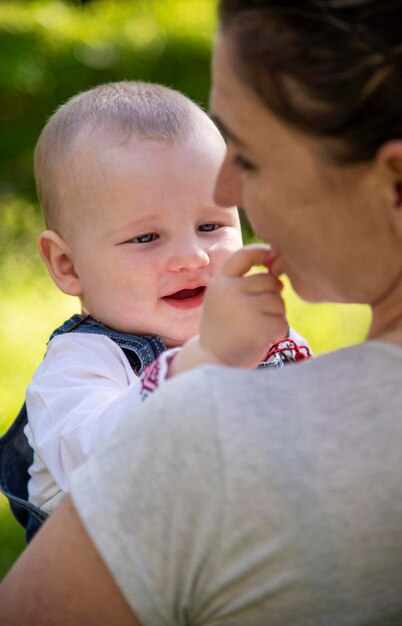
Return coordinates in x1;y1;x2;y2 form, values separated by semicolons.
210;35;239;109
211;37;260;141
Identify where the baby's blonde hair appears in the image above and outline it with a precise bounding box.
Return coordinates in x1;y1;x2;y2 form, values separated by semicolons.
34;81;207;230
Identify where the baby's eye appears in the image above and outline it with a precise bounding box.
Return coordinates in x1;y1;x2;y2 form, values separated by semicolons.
132;233;159;244
198;223;220;232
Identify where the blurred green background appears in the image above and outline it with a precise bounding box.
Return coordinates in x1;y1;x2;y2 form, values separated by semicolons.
0;0;370;580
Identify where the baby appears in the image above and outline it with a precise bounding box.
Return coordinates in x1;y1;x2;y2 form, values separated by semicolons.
0;81;309;539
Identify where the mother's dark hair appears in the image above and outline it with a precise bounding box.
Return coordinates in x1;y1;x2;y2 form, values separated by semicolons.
218;0;402;163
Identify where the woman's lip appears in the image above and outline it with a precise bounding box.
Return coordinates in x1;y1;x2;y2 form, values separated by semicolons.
266;252;283;278
162;286;206;310
265;256;276;272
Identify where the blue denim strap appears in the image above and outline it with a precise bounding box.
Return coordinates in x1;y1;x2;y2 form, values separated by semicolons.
50;314;166;373
0;403;48;542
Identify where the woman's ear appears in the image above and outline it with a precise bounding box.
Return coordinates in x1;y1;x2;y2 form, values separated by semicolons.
376;140;402;211
38;230;83;297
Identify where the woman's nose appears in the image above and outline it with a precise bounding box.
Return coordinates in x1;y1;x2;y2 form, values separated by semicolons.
214;152;242;208
167;239;210;272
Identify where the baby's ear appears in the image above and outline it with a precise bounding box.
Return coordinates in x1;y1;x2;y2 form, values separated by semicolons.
38;230;83;297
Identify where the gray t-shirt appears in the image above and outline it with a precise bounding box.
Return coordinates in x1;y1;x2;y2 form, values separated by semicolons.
70;341;402;625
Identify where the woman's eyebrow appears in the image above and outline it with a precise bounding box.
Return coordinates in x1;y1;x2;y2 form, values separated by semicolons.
211;115;247;148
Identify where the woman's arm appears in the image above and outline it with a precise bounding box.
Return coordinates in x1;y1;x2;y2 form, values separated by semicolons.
0;495;141;626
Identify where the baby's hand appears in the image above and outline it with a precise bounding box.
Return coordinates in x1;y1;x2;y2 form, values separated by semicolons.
199;244;288;369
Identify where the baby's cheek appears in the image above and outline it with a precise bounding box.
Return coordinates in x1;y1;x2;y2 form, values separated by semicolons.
217;239;242;268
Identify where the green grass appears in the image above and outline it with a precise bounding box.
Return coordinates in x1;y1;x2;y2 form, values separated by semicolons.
0;254;371;580
0;259;77;433
283;276;371;355
0;258;76;581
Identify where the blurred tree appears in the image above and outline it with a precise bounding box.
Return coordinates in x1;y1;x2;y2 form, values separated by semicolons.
0;0;221;254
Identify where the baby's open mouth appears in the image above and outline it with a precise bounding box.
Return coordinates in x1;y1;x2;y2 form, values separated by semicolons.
166;286;205;300
162;286;206;308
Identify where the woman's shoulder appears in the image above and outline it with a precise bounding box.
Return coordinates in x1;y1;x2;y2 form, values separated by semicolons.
179;341;402;421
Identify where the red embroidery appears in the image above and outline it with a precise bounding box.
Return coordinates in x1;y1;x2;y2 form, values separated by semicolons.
140;358;162;400
266;338;311;363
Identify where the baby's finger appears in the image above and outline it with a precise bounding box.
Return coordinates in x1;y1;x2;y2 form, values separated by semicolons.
243;272;284;294
261;315;289;343
222;244;273;278
256;292;287;317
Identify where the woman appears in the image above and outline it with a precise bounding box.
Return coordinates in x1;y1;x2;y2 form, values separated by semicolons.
1;1;402;624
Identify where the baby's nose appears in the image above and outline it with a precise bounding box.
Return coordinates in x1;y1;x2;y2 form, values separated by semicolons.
167;240;210;272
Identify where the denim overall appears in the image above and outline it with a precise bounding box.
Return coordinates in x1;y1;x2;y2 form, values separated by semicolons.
0;314;166;543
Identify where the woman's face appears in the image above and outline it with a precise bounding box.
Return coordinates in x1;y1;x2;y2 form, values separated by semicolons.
211;35;402;307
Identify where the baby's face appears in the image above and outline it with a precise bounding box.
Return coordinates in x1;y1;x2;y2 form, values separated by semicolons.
63;125;242;347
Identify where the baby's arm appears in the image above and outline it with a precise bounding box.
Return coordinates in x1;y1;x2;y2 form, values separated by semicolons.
25;334;170;504
169;244;288;376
